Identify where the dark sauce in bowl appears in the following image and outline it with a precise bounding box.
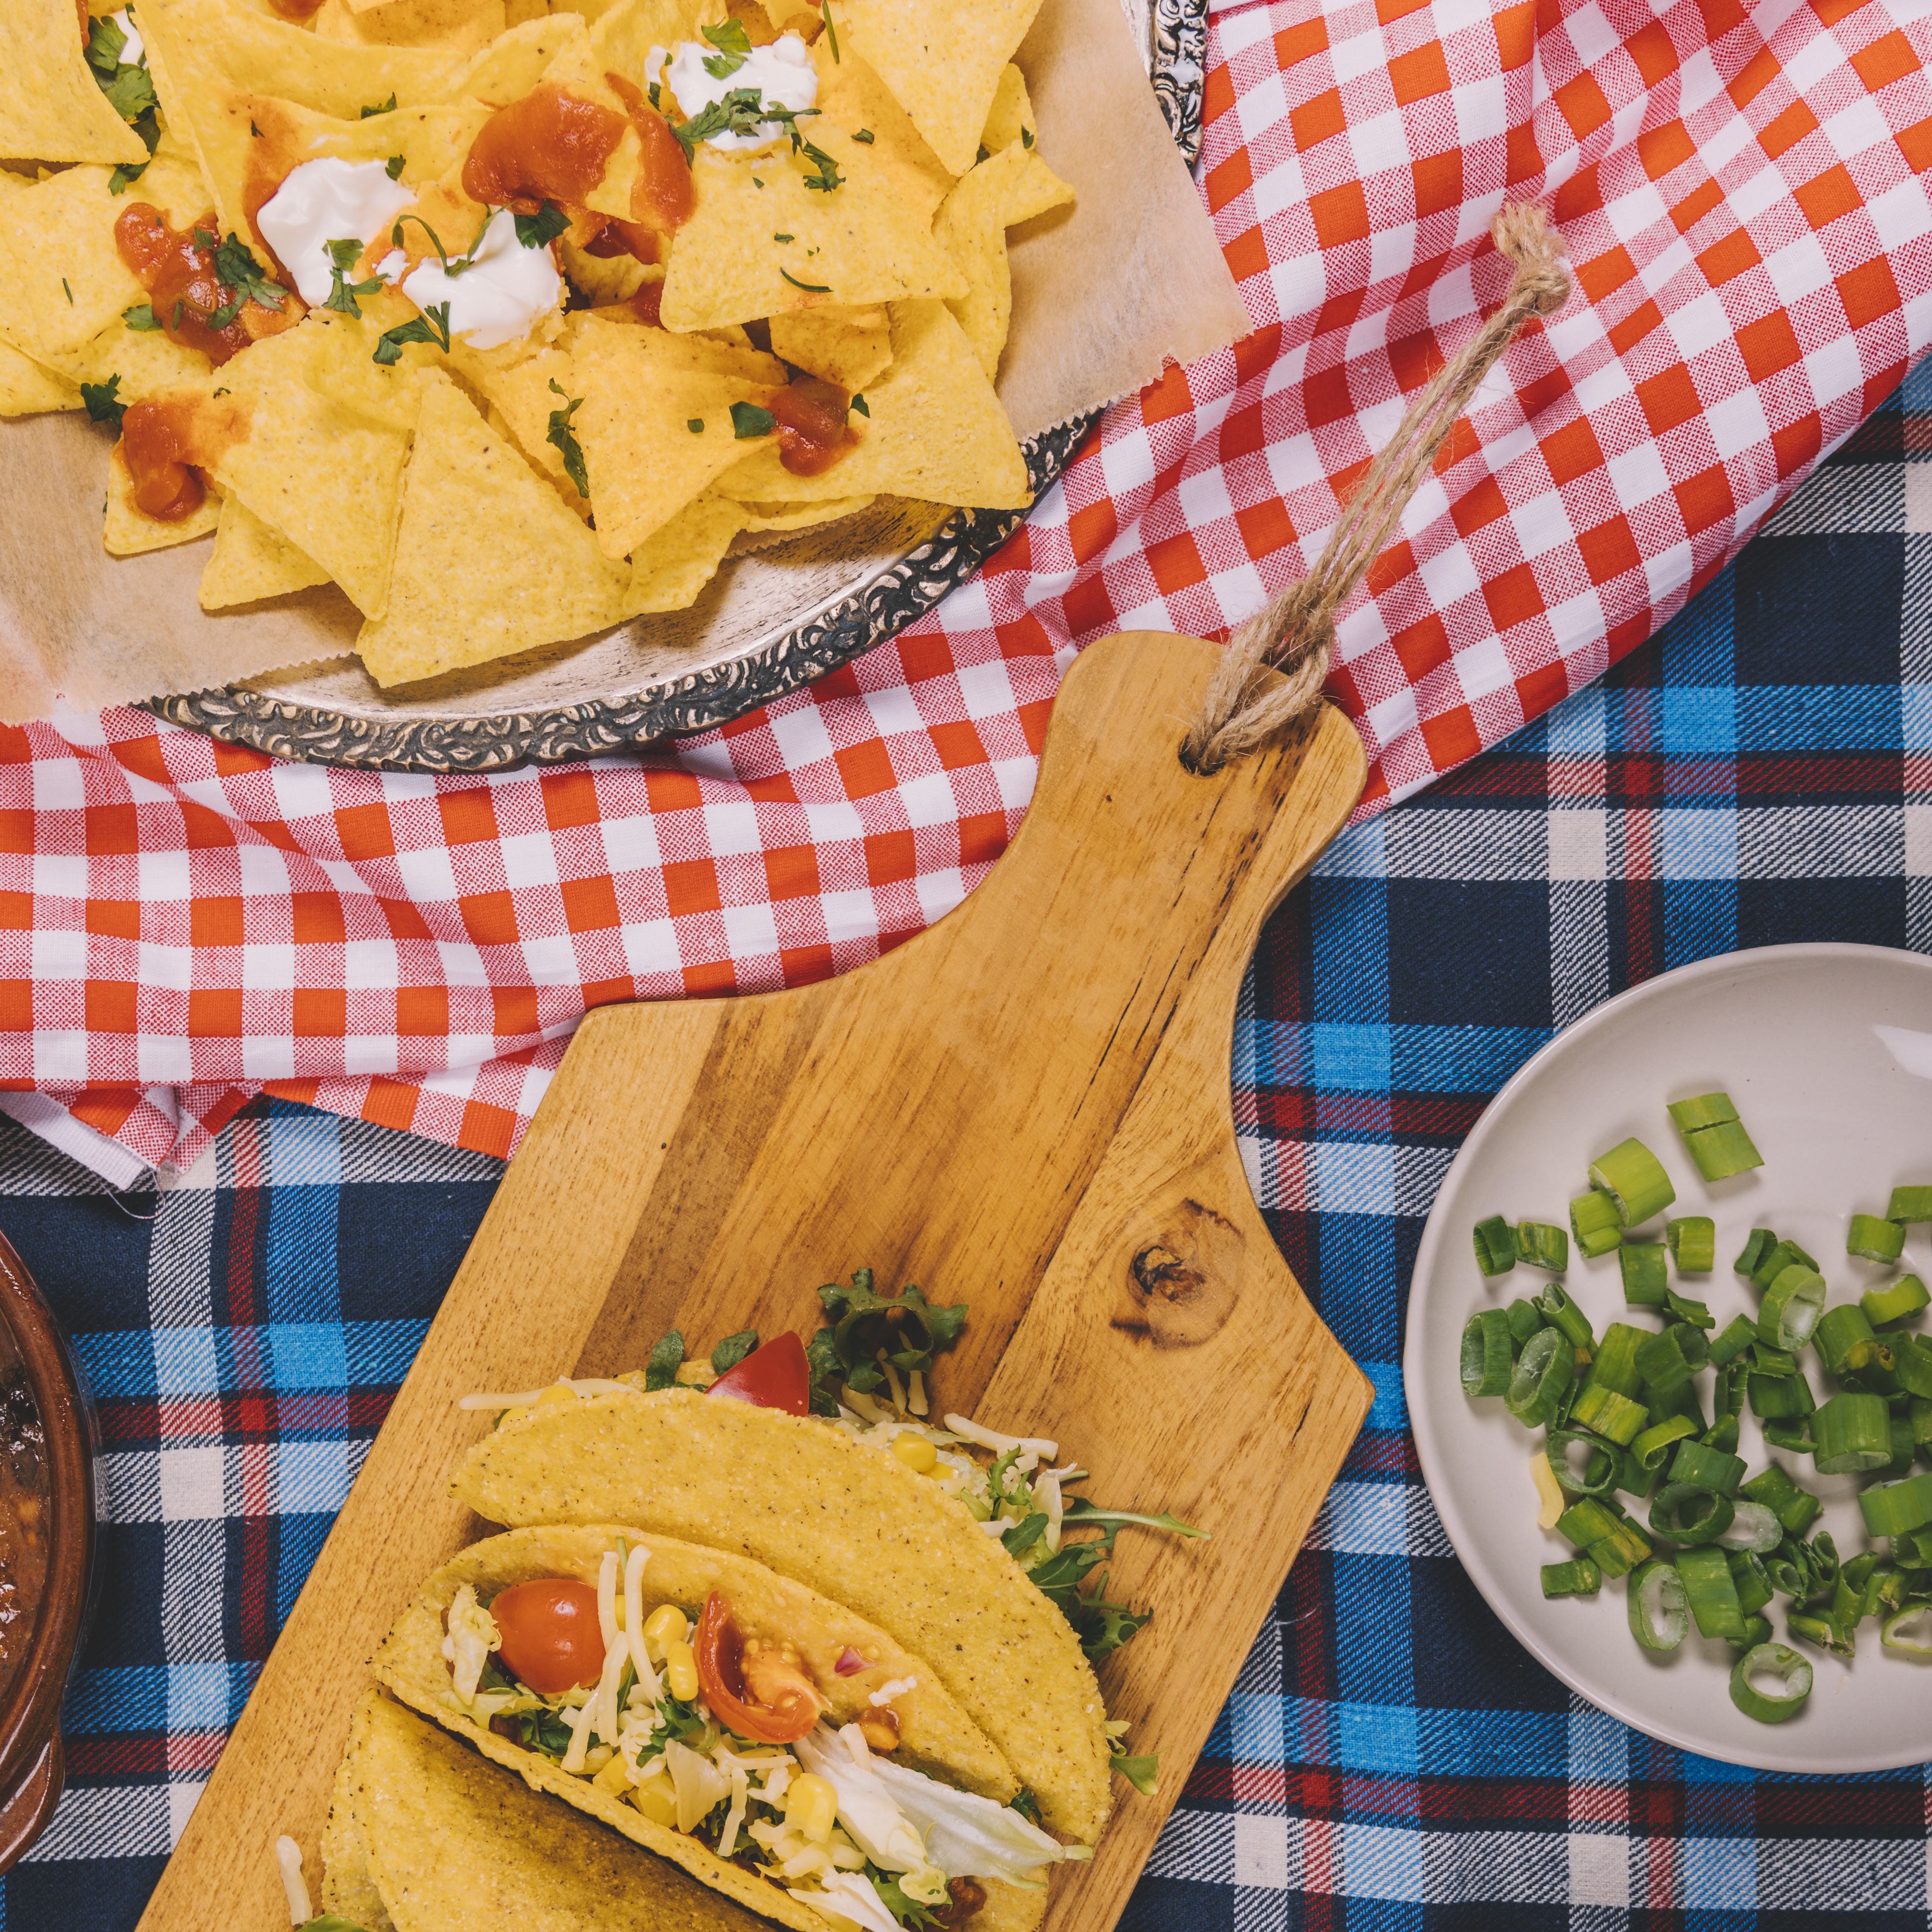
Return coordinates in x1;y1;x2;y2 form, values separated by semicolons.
0;1335;49;1705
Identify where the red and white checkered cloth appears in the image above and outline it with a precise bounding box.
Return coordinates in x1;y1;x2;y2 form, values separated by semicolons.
4;0;1930;1181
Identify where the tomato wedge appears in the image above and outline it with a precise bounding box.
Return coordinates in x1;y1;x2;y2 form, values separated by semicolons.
490;1578;604;1695
706;1331;810;1415
694;1591;822;1743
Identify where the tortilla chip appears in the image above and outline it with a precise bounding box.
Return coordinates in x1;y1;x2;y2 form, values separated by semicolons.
807;34;953;221
0;0;151;165
0;156;211;367
0;335;81;416
103;446;221;555
453;9;591;105
568;312;782;557
979;63;1033;155
199;313;419;618
625;488;750;607
834;0;1043;177
732;495;874;530
661;131;965;332
335;1689;778;1932
312;0;508;51
933;141;1071;381
767;303;890;390
721;298;1026;507
199;495;331;608
477;342;591;513
560;239;656;305
452;1395;1110;1842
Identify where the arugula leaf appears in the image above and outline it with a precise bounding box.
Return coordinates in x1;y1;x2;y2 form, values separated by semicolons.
213;232;288;311
121;301;160;331
323;237;383;319
711;1329;759;1374
1059;1499;1210;1540
385;153;407;179
730;400;776;439
701;17;751;77
644;1328;686;1391
779;267;831;293
1108;1750;1159;1797
371;301;452;364
360;92;397;117
80;374;125;432
813;1270;969;1387
805;1326;843;1415
1000;1511;1048;1558
867;1870;939;1930
545;376;590;498
644;1693;709;1756
514;200;570;249
514;1706;578;1759
1008;1788;1042;1826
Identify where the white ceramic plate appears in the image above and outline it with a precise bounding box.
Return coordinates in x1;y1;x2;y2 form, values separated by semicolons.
1405;943;1932;1772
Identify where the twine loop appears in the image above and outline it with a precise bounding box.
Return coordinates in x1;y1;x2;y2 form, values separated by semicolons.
1179;204;1571;776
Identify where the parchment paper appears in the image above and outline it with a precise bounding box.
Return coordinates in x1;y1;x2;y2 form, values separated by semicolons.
0;0;1250;724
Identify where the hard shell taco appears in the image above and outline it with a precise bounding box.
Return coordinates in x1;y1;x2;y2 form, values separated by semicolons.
369;1523;1083;1932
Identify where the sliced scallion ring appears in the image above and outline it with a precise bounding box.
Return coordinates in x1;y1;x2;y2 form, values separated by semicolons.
1665;1215;1716;1273
1534;1283;1596;1353
1885;1185;1932;1225
1649;1482;1734;1546
1757;1265;1825;1352
1473;1214;1518;1276
1619;1242;1667;1306
1675;1544;1746;1641
1543;1429;1619;1498
1728;1642;1813;1723
1506;1327;1574;1428
1811;1392;1892;1474
1540;1558;1600;1598
1569;1189;1622;1258
1815;1302;1880;1375
1460;1308;1514;1398
1739;1465;1822;1538
1863;1275;1930;1328
1733;1227;1776;1276
1880;1604;1932;1654
1515;1220;1568;1272
1630;1412;1697;1472
1847;1213;1907;1264
1626;1558;1688;1651
1711;1500;1781;1554
1570;1382;1647;1446
1668;1437;1746;1497
1858;1470;1932;1540
1587;1137;1676;1227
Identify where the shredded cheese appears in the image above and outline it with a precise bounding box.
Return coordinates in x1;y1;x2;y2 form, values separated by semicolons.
624;1543;660;1701
868;1676;916;1706
560;1691;600;1773
598;1549;620;1652
944;1414;1058;1460
275;1837;311;1926
457;1377;638;1411
907;1369;928;1416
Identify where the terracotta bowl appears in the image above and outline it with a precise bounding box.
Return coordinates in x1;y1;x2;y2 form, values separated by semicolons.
0;1228;100;1871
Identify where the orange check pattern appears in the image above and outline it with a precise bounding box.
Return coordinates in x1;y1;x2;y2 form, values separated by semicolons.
3;0;1930;1177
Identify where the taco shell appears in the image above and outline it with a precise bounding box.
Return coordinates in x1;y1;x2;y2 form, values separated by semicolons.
451;1390;1113;1844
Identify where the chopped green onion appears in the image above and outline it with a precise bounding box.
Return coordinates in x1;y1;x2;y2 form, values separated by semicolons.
1708;1313;1760;1366
1713;1502;1781;1554
1544;1430;1620;1497
1847;1214;1907;1264
1862;1274;1930;1327
1505;1327;1574;1428
1811;1391;1893;1474
1515;1220;1568;1272
1612;1442;1665;1501
1762;1419;1813;1452
1472;1214;1517;1276
1586;1518;1653;1580
1650;1379;1708;1436
1765;1544;1810;1598
1757;1264;1825;1352
1886;1186;1932;1225
1874;1566;1912;1612
1541;1558;1602;1598
1570;1383;1647;1446
1669;1437;1746;1496
1570;1189;1622;1258
1665;1093;1739;1132
1891;1335;1932;1399
1630;1412;1698;1471
1665;1289;1715;1330
1627;1558;1688;1651
1729;1642;1811;1722
1618;1242;1668;1306
1732;1612;1774;1650
1587;1138;1677;1226
1727;1547;1774;1615
1858;1470;1932;1539
1460;1308;1515;1397
1555;1496;1623;1548
1649;1481;1734;1545
1808;1530;1841;1592
1504;1298;1544;1346
1787;1611;1854;1657
1747;1370;1815;1420
1635;1325;1701;1398
1534;1283;1596;1353
1741;1466;1823;1537
1675;1544;1747;1641
1751;1237;1819;1294
1703;1409;1741;1455
1680;1118;1763;1182
1666;1216;1716;1273
1886;1411;1918;1476
1753;1343;1797;1376
1881;1604;1932;1653
1734;1227;1776;1276
1814;1302;1880;1375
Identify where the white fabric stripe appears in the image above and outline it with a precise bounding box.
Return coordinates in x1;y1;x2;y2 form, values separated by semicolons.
1760;463;1904;536
0;1093;150;1191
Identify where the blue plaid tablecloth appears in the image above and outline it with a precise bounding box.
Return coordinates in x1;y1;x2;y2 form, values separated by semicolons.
5;356;1932;1930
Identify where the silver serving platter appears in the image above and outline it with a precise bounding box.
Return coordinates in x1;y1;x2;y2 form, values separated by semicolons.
150;0;1207;773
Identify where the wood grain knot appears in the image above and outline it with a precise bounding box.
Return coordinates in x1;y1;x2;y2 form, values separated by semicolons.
1113;1199;1243;1348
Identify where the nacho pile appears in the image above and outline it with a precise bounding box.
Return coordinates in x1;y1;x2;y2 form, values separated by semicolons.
0;0;1071;687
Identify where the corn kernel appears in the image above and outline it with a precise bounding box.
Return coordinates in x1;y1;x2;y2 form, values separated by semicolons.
784;1772;838;1844
537;1382;577;1406
591;1753;631;1795
632;1772;677;1826
891;1435;938;1474
663;1637;699;1702
643;1603;688;1662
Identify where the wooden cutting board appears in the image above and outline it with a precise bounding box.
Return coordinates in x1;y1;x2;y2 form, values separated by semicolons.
135;630;1372;1932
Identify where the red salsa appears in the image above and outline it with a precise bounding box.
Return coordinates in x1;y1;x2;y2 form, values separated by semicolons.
463;85;628;213
121;396;209;521
112;204;295;367
772;377;856;477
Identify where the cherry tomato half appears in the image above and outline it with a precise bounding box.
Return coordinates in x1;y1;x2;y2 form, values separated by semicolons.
706;1331;810;1416
490;1578;604;1694
694;1591;822;1743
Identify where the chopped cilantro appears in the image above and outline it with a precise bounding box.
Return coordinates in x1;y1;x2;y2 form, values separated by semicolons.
852;127;874;143
798;140;842;192
79;375;124;432
1022;124;1034;148
700;18;751;78
88;16;162;194
61;278;72;305
372;301;452;364
752;176;764;188
850;392;868;417
250;119;261;137
545;377;590;497
820;0;838;61
360;92;397;118
322;237;383;319
84;13;129;73
513;200;570;249
171;296;183;329
773;232;794;242
121;301;160;331
730;401;776;438
670;88;822;166
779;267;831;292
213;232;288;312
687;418;704;433
975;143;990;164
385;153;406;179
95;60;157;130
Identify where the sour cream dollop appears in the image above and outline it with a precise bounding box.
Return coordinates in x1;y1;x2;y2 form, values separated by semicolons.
663;33;818;151
254;157;417;306
108;7;144;65
401;207;561;351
